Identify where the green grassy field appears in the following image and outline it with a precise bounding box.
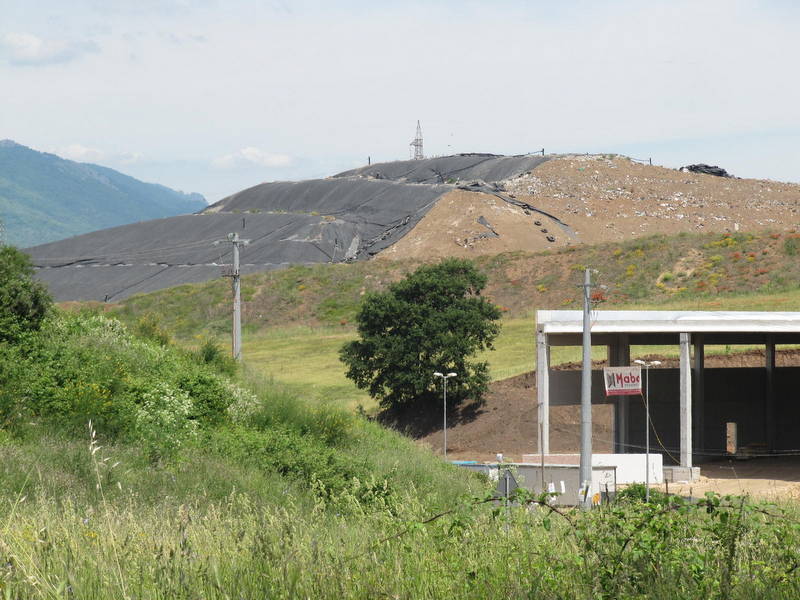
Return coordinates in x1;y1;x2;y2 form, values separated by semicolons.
102;231;800;416
240;286;800;413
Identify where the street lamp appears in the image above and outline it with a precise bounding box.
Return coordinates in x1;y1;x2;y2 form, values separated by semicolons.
634;359;661;502
433;372;457;459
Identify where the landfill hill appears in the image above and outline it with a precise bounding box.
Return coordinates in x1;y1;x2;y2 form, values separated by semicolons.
27;152;800;302
0;140;205;247
27;154;547;301
378;154;800;260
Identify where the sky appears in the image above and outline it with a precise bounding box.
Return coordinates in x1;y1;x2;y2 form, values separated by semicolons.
1;0;799;202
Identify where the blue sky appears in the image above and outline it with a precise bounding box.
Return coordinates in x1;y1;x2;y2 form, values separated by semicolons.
1;0;799;201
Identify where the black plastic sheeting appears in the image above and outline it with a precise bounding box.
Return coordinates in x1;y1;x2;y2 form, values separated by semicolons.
29;154;554;302
336;153;549;184
679;164;732;178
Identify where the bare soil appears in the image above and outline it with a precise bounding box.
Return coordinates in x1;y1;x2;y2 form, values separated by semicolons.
658;457;800;500
410;349;800;495
377;189;557;260
381;155;800;260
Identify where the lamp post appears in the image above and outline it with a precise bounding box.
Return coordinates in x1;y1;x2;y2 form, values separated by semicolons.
634;359;661;502
433;372;457;459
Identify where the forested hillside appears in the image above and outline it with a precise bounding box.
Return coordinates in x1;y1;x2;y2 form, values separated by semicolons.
0;140;205;247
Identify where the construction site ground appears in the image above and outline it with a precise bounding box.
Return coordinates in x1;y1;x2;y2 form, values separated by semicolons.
412;348;800;500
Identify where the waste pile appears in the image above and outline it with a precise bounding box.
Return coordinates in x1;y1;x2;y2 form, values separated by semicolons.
679;164;732;177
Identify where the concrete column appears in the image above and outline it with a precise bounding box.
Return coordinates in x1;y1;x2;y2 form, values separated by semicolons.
608;335;631;453
693;335;705;457
536;328;550;455
680;332;692;468
765;335;776;452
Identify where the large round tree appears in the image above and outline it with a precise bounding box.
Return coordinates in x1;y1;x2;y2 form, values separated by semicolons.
340;258;501;411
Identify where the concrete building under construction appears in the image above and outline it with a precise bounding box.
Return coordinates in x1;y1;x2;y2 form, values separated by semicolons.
536;310;800;479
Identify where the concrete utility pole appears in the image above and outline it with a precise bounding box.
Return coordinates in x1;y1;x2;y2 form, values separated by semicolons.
579;268;593;509
215;232;249;361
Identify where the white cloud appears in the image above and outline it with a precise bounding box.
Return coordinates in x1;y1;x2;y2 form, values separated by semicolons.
54;144;143;166
212;147;293;169
117;151;143;165
0;32;98;66
57;143;106;162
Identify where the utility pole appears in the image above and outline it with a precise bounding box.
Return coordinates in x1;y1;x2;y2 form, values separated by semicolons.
579;268;593;509
215;232;249;361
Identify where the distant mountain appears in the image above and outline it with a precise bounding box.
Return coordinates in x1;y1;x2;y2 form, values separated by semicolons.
0;140;206;247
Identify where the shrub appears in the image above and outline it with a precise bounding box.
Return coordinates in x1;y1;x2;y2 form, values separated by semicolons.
0;313;240;454
195;337;236;376
134;313;171;346
203;425;358;498
784;237;799;257
134;382;198;461
0;246;52;342
178;371;233;425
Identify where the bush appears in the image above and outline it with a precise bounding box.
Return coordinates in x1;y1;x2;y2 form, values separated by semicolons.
0;313;235;456
0;245;51;342
195;337;237;376
203;425;359;498
134;382;198;461
178;370;233;425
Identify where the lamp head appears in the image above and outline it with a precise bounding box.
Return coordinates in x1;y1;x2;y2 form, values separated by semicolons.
651;361;662;366
433;372;443;378
447;372;457;378
634;359;645;366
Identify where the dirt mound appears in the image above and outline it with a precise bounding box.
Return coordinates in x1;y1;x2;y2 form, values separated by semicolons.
382;155;800;261
376;189;561;260
509;155;800;243
411;368;613;462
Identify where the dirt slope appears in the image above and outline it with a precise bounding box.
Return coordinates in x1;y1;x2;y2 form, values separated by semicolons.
416;349;800;462
383;155;800;260
377;189;559;260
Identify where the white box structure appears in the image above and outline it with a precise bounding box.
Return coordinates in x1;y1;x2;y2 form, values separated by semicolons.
522;453;663;485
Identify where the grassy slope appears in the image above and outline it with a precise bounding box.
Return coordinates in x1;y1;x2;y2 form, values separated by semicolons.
102;230;800;413
9;233;800;596
114;230;800;337
4;319;799;598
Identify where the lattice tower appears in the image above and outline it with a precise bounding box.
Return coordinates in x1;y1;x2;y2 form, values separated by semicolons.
409;120;424;160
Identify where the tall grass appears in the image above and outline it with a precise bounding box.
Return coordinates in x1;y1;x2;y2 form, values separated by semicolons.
2;482;799;598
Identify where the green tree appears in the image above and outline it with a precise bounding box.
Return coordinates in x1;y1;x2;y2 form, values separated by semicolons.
0;245;52;341
340;258;501;410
